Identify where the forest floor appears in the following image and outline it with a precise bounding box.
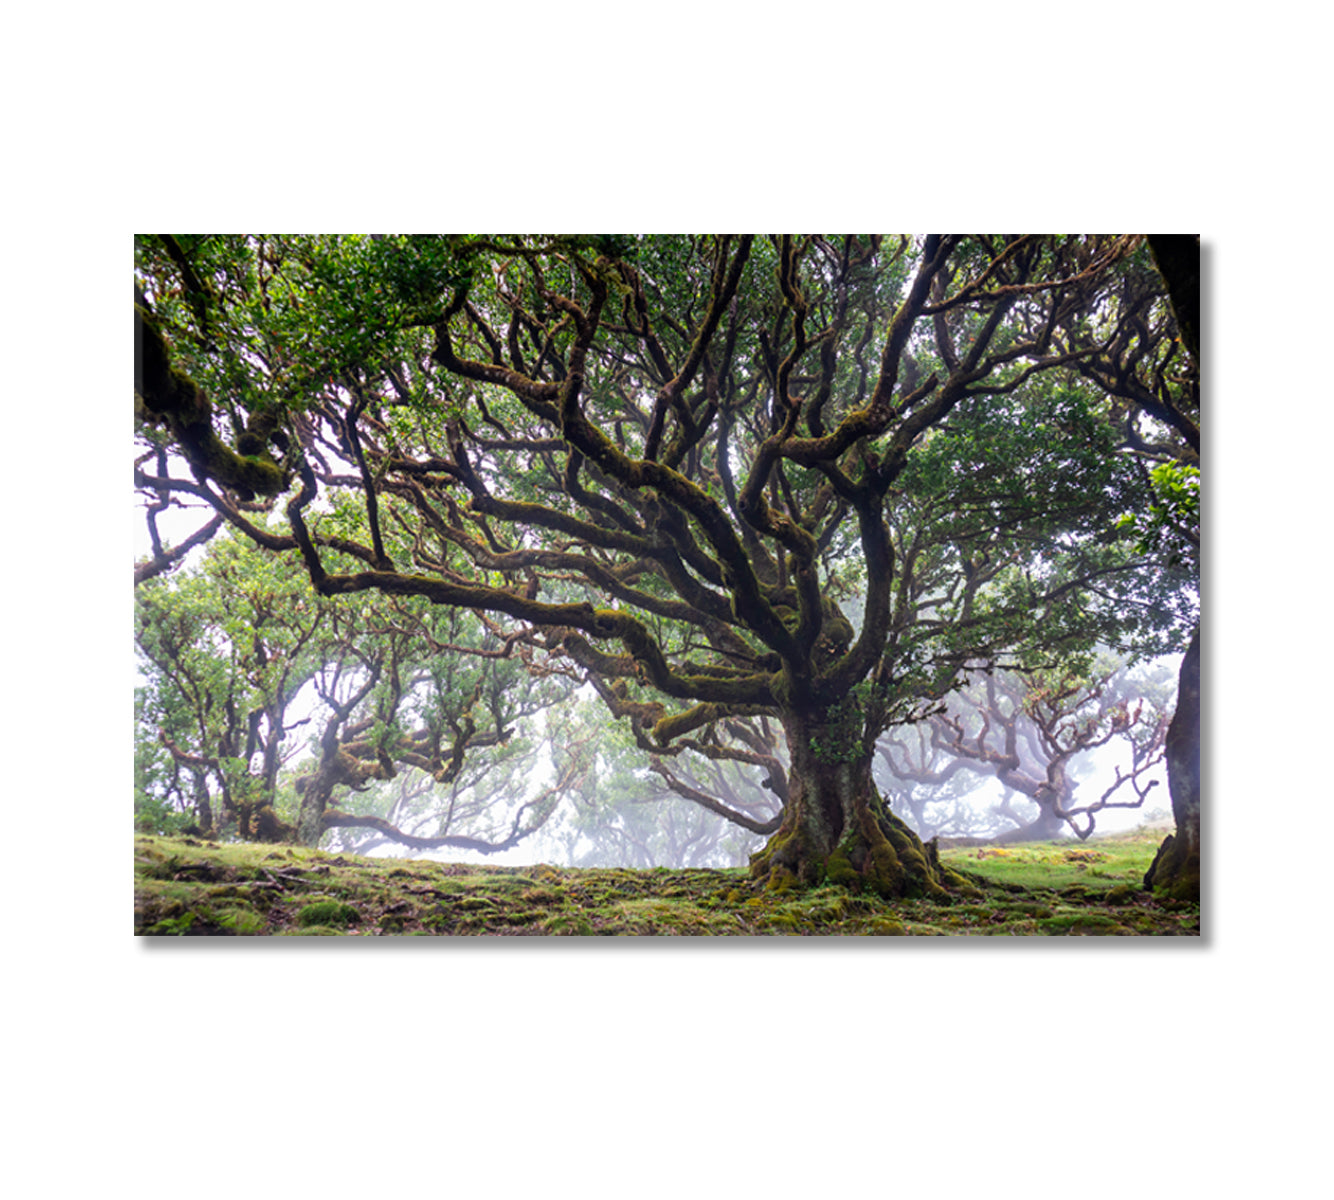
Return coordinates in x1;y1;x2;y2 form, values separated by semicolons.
134;825;1199;937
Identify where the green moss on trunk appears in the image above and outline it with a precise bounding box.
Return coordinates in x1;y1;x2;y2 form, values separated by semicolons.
749;710;954;900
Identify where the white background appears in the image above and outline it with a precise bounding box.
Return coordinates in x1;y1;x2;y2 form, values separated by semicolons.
4;4;1323;1197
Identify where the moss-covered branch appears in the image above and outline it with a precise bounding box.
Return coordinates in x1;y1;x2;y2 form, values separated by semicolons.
134;301;287;498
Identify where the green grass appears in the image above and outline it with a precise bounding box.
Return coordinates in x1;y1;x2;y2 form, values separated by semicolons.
942;831;1163;894
133;827;1198;938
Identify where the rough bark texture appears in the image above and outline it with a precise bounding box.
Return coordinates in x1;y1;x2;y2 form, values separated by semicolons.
749;711;955;898
1144;626;1200;900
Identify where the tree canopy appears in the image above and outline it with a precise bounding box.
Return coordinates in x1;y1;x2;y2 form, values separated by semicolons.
134;234;1198;895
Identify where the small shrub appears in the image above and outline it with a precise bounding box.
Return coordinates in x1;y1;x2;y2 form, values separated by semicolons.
297;901;362;928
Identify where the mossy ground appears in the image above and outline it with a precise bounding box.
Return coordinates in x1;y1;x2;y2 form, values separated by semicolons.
134;827;1199;937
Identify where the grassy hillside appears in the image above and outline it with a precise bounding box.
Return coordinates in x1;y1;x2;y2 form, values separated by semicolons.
133;826;1198;937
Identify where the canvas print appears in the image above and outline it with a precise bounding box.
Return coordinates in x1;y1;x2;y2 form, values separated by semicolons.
133;235;1200;936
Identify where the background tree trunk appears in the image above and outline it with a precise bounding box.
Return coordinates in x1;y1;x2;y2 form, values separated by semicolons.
1141;237;1201;903
1144;625;1201;900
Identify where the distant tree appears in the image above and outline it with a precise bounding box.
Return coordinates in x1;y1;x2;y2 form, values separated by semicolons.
320;730;596;861
588;676;787;849
873;726;995;842
136;534;326;839
288;594;585;850
879;662;1171;843
497;695;778;869
135;530;581;851
134;235;1197;895
561;765;772;870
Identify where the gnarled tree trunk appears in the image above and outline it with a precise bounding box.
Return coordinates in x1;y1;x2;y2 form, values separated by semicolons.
1144;625;1200;900
749;709;954;898
992;800;1071;844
